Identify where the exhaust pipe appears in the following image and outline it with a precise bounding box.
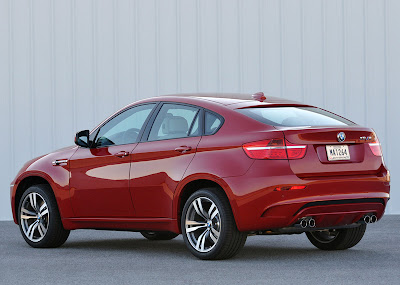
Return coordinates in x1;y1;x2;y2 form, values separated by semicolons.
370;215;377;223
309;218;316;228
300;219;308;228
364;215;371;224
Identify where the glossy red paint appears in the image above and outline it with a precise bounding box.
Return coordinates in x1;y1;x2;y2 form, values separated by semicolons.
69;145;135;218
10;94;390;234
130;136;202;218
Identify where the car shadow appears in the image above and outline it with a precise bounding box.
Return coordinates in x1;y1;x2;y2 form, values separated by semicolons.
63;237;190;256
62;236;376;261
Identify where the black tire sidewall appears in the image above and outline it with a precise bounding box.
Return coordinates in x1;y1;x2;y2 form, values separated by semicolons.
306;224;366;250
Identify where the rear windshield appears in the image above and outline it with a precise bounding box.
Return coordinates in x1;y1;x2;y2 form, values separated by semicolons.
236;107;355;127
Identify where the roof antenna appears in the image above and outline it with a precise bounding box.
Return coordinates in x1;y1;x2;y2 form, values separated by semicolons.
252;92;266;102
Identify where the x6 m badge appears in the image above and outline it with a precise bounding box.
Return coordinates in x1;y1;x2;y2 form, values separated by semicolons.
337;132;346;142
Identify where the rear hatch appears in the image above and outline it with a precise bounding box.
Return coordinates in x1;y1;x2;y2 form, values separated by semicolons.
236;105;383;178
278;126;382;178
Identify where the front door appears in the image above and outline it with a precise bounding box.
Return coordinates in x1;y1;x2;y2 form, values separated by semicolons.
69;103;157;218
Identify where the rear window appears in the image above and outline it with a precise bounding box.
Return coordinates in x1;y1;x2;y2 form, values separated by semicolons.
236;107;355;127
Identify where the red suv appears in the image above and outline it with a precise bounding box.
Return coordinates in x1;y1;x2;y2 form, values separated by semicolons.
10;93;390;260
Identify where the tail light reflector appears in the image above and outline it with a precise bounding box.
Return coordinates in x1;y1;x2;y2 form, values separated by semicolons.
369;138;382;156
285;140;308;159
243;138;307;160
274;185;306;191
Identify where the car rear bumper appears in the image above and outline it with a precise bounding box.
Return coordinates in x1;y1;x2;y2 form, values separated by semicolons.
223;160;390;232
259;196;387;230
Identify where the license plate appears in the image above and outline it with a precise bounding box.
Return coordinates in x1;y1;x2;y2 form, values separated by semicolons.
326;145;350;161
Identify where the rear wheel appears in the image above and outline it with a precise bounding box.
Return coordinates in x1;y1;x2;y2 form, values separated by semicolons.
140;231;178;240
181;188;247;260
306;224;366;250
18;184;70;248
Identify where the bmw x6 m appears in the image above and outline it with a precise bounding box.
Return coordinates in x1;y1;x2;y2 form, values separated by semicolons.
10;93;390;260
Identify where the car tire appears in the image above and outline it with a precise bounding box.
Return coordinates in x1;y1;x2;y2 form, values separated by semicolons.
140;231;178;240
18;184;70;248
181;188;247;260
306;224;367;250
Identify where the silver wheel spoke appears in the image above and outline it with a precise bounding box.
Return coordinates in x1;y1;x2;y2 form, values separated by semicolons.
186;220;208;233
38;223;46;237
29;193;38;212
193;198;208;220
209;207;219;220
27;221;39;240
186;224;207;233
195;229;208;251
209;228;218;243
186;220;206;226
40;207;49;217
20;207;37;220
39;203;47;213
21;207;37;216
21;214;37;220
211;227;220;240
208;204;216;219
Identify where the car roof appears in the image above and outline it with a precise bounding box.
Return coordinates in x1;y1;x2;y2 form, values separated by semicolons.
153;93;309;109
98;93;311;133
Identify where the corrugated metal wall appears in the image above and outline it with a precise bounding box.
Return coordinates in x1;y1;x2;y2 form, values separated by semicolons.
1;0;399;220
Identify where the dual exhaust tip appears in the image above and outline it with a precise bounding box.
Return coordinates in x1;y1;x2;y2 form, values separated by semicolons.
364;214;378;224
299;217;316;228
299;214;377;228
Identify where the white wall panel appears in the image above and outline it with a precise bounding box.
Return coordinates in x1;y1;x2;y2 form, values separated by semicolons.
386;0;400;214
1;0;399;219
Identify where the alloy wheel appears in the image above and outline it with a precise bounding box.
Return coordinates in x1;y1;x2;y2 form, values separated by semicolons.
185;197;221;253
20;192;49;242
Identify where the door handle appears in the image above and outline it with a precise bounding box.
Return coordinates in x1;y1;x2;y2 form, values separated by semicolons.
174;146;192;153
115;151;129;158
52;159;68;166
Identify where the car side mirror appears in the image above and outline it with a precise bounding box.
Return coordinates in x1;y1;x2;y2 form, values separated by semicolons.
75;130;90;148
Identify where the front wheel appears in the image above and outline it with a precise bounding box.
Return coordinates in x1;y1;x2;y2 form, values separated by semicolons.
181;188;247;260
306;224;367;250
18;184;70;248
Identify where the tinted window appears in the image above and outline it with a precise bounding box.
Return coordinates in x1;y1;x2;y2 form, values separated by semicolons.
237;107;354;127
148;104;199;141
95;104;155;147
205;112;223;135
189;112;201;137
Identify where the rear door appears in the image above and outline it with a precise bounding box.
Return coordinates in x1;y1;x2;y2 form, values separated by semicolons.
130;103;202;218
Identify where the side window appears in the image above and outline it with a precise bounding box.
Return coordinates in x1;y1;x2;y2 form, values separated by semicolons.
189;112;201;137
95;103;155;147
148;104;200;141
205;111;223;135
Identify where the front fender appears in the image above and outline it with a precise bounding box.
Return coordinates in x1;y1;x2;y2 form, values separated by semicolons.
11;147;77;224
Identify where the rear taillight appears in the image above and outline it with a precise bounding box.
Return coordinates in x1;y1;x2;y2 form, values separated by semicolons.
369;138;382;156
285;140;308;159
243;138;307;160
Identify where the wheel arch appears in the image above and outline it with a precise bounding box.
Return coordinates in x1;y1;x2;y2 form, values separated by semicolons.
174;176;239;232
13;175;55;223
